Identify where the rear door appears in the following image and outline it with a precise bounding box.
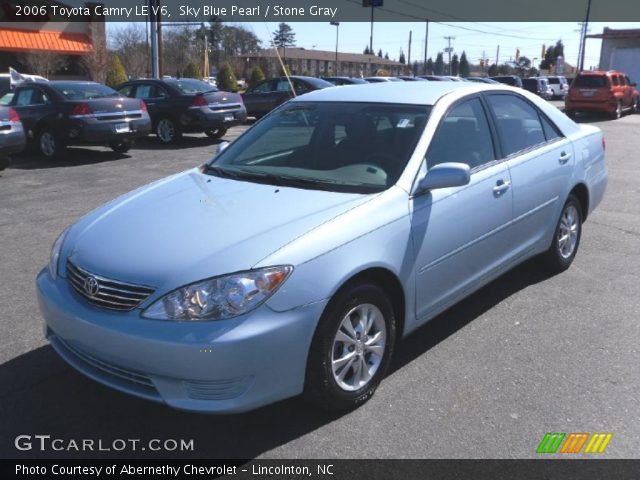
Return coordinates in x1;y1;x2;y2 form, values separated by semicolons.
242;80;276;117
411;96;514;321
10;86;54;137
131;82;168;122
485;92;574;255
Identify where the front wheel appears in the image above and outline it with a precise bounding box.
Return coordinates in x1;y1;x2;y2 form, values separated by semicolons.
612;100;623;120
304;283;396;411
542;195;583;273
633;97;640;114
109;139;132;153
204;127;228;139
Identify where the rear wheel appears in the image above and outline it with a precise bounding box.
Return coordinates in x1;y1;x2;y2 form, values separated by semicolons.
542;195;582;273
633;97;640;114
156;118;182;144
109;139;132;153
612;100;623;119
304;283;396;411
204;127;227;139
38;127;66;159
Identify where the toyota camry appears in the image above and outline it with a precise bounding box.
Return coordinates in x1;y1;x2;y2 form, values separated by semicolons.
37;81;607;413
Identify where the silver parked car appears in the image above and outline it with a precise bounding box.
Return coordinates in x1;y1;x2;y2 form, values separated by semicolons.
37;82;607;413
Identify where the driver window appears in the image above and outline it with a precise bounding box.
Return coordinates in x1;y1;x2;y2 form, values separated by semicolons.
426;97;496;170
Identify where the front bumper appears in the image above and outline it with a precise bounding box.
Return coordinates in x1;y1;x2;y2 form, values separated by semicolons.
36;268;326;413
66;117;152;144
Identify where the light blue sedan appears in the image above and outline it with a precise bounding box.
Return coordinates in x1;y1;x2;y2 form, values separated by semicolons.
37;81;607;413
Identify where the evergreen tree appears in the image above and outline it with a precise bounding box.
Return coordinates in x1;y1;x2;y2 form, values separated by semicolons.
399;51;406;64
434;52;445;75
272;23;296;48
425;57;434;75
377;49;383;58
183;61;201;78
216;62;237;91
384;52;389;60
249;65;265;87
459;51;470;77
488;63;498;76
451;54;460;76
105;55;127;86
363;46;370;55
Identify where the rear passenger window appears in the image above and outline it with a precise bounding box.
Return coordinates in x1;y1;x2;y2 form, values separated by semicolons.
117;85;134;97
612;76;620;86
486;94;546;156
427;97;495;170
540;114;562;142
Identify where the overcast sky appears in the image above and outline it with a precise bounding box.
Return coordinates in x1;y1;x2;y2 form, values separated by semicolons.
109;22;639;69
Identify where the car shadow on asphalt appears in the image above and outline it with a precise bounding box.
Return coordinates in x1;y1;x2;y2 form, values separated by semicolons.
132;135;224;151
7;148;130;170
0;258;552;459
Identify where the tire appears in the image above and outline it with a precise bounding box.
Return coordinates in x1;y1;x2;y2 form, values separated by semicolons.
633;97;640;114
304;283;396;411
565;110;576;120
204;127;228;139
109;139;132;153
156;117;182;144
37;127;66;159
542;194;583;274
612;100;623;120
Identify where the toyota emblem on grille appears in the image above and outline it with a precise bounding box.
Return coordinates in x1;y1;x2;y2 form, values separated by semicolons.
83;276;100;297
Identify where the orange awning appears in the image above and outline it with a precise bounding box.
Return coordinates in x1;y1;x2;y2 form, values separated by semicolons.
0;28;93;55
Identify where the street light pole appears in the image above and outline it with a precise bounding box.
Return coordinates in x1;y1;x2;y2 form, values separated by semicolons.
444;36;455;75
330;21;340;76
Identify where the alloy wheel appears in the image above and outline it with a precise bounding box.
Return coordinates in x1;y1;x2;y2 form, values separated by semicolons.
557;204;579;259
157;119;175;143
331;303;386;392
40;131;56;157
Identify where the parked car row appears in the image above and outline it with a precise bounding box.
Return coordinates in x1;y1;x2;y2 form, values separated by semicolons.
0;76;248;159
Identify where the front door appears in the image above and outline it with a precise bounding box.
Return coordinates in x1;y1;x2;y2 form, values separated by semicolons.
411;96;514;322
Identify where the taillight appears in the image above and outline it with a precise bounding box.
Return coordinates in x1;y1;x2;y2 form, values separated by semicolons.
8;107;19;123
70;103;92;116
191;95;207;107
139;100;148;112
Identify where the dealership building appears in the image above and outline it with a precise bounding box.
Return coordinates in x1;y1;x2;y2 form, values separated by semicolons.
588;27;640;83
0;2;104;78
237;47;406;78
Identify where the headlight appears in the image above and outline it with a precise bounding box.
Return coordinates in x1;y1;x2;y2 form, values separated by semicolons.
49;227;70;280
142;266;293;321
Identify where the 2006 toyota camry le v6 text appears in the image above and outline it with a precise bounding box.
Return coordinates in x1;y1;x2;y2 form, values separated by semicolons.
37;82;607;413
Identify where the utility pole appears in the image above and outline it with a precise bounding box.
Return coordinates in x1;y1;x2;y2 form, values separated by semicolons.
495;44;500;66
578;0;592;71
408;30;412;67
423;20;429;74
444;36;455;75
149;0;159;78
330;22;340;75
369;6;374;55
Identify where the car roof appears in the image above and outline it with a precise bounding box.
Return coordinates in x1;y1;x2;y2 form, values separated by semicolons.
292;81;499;105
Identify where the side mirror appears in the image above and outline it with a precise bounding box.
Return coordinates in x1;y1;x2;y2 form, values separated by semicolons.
215;141;229;155
417;162;470;192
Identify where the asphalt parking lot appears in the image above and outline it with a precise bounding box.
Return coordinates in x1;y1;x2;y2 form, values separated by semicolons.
1;110;639;459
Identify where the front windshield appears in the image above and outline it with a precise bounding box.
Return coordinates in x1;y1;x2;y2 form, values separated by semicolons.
208;102;431;193
53;82;120;99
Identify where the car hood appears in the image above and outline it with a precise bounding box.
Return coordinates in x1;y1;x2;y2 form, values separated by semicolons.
65;169;373;292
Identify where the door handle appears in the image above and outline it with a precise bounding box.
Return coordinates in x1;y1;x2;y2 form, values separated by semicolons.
492;179;511;196
559;151;572;164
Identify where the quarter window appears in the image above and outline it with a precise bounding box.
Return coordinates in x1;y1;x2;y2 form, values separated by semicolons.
540;114;562;142
486;94;546;156
426;97;495;170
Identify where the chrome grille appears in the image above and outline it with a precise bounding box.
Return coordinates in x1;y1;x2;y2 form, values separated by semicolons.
66;261;155;311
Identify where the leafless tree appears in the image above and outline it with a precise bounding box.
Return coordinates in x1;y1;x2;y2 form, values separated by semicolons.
19;52;69;78
81;23;109;83
111;23;148;79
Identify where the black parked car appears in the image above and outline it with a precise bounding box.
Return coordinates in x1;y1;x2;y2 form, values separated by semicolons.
395;75;428;81
3;81;151;158
322;76;368;86
416;75;451;81
241;76;333;118
0;106;26;170
116;78;246;144
490;75;524;88
522;77;553;100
